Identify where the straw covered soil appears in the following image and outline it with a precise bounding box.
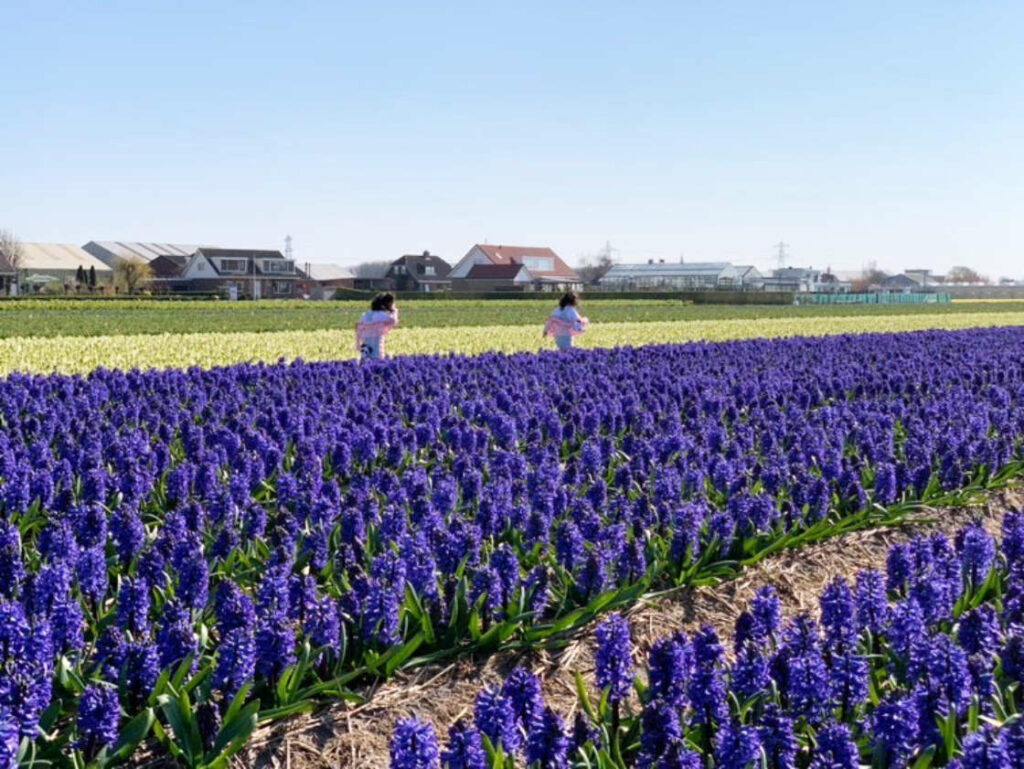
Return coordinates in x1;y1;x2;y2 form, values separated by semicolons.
148;488;1023;768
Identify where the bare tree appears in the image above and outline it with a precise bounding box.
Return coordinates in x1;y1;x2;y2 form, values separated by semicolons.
351;261;392;278
946;265;988;285
576;243;616;284
0;229;25;273
850;260;888;292
113;256;153;295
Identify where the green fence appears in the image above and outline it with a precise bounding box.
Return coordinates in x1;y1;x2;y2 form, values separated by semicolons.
796;292;952;306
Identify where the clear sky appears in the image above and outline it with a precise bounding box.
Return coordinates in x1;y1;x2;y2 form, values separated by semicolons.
2;1;1022;277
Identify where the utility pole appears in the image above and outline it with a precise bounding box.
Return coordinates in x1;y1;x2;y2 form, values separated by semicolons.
774;241;790;270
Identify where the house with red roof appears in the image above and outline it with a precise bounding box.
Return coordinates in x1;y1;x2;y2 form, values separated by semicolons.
450;244;581;292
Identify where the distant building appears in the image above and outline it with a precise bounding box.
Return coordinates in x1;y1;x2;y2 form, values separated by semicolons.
599;261;738;290
450;244;580;292
152;248;300;298
386;251;452;293
352;263;394;292
763;267;850;293
83;241;200;268
734;265;764;289
881;269;943;292
881;273;922;291
10;243;112;292
303;264;355;298
454;263;534;292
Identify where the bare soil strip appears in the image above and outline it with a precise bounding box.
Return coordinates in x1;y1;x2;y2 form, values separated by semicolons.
181;490;1023;768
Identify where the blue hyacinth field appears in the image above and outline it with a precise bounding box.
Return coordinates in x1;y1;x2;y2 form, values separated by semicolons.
4;326;1024;768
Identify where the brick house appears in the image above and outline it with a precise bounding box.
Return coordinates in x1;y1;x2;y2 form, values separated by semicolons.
449;244;580;292
386;251;452;293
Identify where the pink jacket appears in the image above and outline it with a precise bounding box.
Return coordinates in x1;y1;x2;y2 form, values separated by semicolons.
355;309;398;352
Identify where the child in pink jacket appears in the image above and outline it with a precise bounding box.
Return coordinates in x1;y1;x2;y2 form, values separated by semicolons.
356;292;398;359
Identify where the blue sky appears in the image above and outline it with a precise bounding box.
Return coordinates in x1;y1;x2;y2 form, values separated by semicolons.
2;1;1022;276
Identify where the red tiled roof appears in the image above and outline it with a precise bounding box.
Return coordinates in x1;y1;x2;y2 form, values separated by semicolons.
465;264;527;280
474;244;578;280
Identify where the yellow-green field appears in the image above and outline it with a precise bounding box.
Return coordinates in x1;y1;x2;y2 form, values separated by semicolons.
4;310;1024;375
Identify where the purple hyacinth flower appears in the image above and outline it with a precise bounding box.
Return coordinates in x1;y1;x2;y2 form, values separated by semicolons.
855;569;889;635
870;696;919;766
958;725;1009;769
714;721;762;768
390;716;440;769
646;632;693;708
956;520;997;587
595;613;633;704
441;719;487;769
525;707;569;769
75;684;120;755
474;685;521;753
809;723;859;769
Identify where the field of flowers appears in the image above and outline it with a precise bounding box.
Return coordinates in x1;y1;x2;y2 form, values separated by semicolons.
2;310;1024;374
4;299;1024;339
391;517;1024;768
1;326;1024;767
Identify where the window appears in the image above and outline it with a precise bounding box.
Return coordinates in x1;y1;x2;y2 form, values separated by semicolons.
424;265;436;276
262;260;294;274
220;259;247;273
521;257;554;272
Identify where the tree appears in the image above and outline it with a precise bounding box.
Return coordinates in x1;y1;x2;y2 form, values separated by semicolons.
946;265;988;285
113;256;152;295
75;265;86;286
88;265;97;288
0;228;25;274
576;242;616;285
850;261;888;292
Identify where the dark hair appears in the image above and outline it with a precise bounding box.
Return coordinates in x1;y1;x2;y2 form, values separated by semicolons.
370;292;395;312
558;291;578;309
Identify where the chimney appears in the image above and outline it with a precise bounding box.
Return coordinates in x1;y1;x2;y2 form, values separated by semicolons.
659;259;665;264
422;250;429;257
648;259;654;265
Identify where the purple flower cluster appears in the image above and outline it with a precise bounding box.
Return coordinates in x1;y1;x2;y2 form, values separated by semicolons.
398;515;1024;767
0;327;1022;759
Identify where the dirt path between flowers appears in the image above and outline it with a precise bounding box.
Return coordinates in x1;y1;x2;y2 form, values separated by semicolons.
231;489;1020;769
129;489;1018;769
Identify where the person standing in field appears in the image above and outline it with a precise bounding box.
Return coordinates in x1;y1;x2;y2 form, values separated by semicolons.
356;292;399;360
543;291;588;350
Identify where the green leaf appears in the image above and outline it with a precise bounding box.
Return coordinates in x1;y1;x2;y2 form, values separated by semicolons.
575;671;598;723
385;631;424;677
911;744;936;769
97;707;155;767
205;700;259;767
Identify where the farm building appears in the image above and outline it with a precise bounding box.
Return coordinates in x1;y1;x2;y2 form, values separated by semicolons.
386;251;452;293
82;241;200;268
600;261;738;290
7;243;112;292
450;244;580;292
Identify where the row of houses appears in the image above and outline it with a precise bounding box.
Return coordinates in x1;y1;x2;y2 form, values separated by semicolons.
0;239;588;298
351;245;582;294
5;237;983;299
